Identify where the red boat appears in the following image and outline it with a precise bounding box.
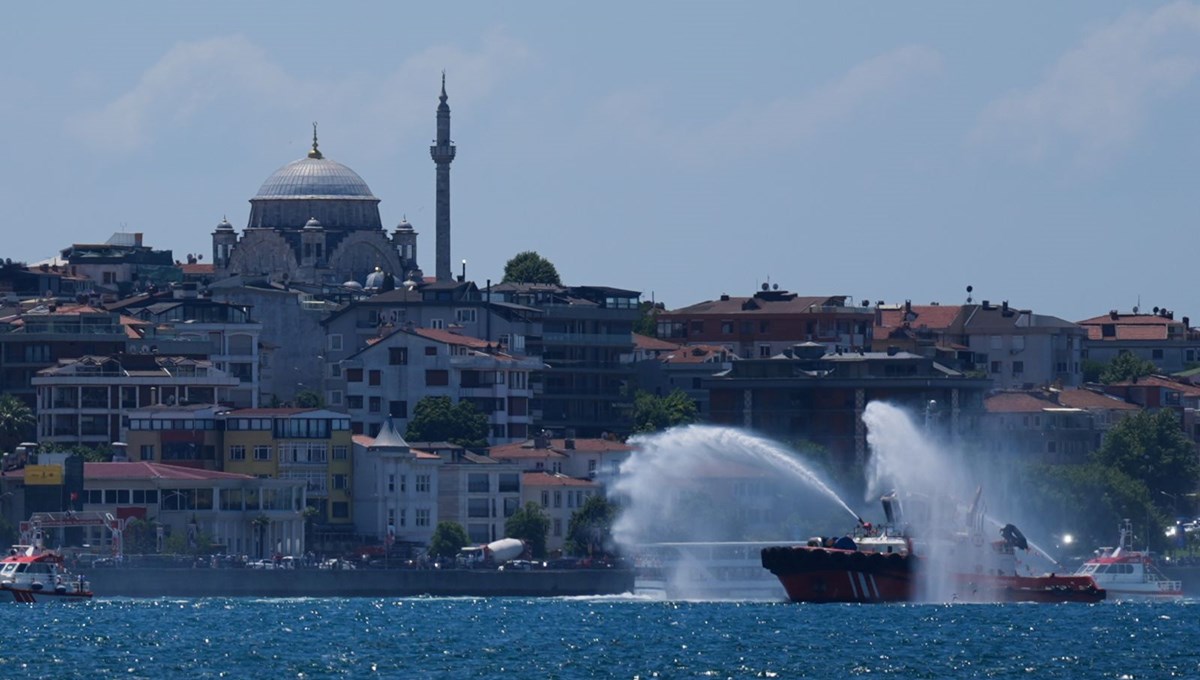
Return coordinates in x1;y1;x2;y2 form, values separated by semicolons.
761;492;1105;604
0;537;93;603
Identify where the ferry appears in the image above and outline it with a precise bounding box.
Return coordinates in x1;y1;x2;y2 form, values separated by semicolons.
0;535;93;603
1073;520;1182;600
634;541;788;600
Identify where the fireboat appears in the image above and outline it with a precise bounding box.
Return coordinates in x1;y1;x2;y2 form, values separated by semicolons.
761;490;1106;604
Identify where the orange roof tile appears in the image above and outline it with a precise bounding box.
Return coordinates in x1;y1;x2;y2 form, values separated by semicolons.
985;392;1053;413
875;305;963;331
1054;389;1138;410
633;333;680;351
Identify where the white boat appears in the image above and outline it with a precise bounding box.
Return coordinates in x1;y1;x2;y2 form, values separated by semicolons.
1073;520;1183;600
633;541;788;600
0;534;93;603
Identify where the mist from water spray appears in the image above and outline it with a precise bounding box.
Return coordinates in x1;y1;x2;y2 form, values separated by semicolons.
862;401;1061;601
613;424;860;599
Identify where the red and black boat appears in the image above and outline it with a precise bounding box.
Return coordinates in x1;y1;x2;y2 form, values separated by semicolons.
0;533;93;603
761;491;1105;604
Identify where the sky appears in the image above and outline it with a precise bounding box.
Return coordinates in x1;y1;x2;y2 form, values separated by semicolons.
3;3;1199;321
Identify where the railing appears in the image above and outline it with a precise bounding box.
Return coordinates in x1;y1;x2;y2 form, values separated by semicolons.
542;332;631;346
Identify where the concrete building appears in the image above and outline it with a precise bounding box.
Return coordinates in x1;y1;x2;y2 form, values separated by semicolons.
490;283;640;437
340;326;540;443
658;287;874;359
489;435;632;482
32;355;239;447
219;408;354;530
350;421;442;554
706;344;990;468
630;340;735;419
1077;309;1200;374
521;471;601;553
433;446;524;545
59;232;181;299
123;403;228;469
106;283;262;407
979;388;1139;464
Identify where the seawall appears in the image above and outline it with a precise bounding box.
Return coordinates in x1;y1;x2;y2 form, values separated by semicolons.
86;568;634;598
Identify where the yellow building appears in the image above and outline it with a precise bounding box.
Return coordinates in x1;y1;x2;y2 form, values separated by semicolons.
220;408;354;527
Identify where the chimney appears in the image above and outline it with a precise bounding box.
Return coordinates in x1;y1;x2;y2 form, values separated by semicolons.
719;294;730;301
981;300;991;310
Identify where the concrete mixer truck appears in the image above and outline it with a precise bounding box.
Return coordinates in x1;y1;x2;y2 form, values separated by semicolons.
457;538;526;568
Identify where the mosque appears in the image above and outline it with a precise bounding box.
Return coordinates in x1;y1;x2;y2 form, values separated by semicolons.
210;77;457;288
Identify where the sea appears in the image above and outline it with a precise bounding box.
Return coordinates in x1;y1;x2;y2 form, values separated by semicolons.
1;596;1195;679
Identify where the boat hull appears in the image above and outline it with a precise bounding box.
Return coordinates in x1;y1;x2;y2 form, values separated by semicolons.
762;546;1105;604
1;584;93;603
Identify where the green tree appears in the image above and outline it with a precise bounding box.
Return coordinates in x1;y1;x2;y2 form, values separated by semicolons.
1092;409;1200;500
633;301;664;337
566;494;620;556
1015;462;1163;551
1100;353;1158;384
502;251;562;285
1081;359;1106;384
0;394;34;452
405;396;489;448
122;518;159;554
632;389;699;434
294;388;323;408
428;521;470;559
505;501;550;558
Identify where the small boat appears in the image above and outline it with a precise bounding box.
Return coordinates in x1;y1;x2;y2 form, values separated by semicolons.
761;490;1106;604
0;533;93;603
1073;520;1183;600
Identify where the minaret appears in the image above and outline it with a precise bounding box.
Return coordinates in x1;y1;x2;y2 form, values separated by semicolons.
430;72;456;282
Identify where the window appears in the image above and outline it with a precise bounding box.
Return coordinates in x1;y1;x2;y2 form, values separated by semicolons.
346;395;363;409
369;397;382;413
553;519;562;537
369;370;382;386
388;474;395;492
332;445;348;460
498;473;519;493
1101;324;1116;338
467;498;490;518
554;491;562;508
400;509;407;527
415;509;430;527
346;368;363;383
759;345;772;358
1012;361;1024;376
416;474;431;493
541;491;549;507
389;347;408;365
254;445;272;461
990;361;1001;374
467;474;489;493
332;474;349;490
400;475;407;493
328;335;343;351
426;370;449;386
140;444;154;461
229;445;246;461
721;321;733;334
424;346;437;356
456;309;477;323
429;319;445;330
329;363;342;378
329;390;343;406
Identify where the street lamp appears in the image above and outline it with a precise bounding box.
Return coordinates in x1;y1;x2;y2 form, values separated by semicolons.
1161;490;1179;516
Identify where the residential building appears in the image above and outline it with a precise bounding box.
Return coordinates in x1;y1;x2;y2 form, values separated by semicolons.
340;326;540;442
1077;309;1200;374
350;420;443;553
631;343;735;419
0;304;129;408
522;471;600;553
978;388;1139;464
32;355;239;447
59;232;181;298
706;344;990;468
433;445;524;544
489;435;632;481
490;283;640;437
123;404;228;469
106;283;263;407
219;408;354;529
657;287;874;359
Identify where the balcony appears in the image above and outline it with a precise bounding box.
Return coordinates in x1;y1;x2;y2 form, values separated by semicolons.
542;332;631;347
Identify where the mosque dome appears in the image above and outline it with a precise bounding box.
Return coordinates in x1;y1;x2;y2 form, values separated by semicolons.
364;267;387;290
254;156;377;200
303;217;323;230
246;130;384;231
215;217;234;231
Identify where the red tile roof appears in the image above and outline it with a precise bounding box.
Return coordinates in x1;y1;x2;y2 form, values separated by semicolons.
181;263;214;275
1109;375;1200;397
633;333;680;351
667;294;845;316
520;472;599;488
1054;389;1138;410
85;462;254;481
986;388;1141;413
489;438;632;458
663;344;732;364
875;305;963;331
984;392;1053;413
1076;313;1183;341
412;327;490;348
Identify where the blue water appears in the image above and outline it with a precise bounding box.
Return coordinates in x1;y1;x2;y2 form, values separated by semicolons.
1;597;1195;678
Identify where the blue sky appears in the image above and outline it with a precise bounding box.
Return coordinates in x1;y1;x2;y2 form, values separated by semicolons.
3;3;1199;320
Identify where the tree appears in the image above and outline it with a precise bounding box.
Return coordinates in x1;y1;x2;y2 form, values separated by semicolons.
505;501;550;558
1092;409;1200;500
294;389;323;408
633;301;664;337
0;394;34;452
566;494;620;556
1100;353;1157;384
1015;462;1163;551
632;389;699;434
428;521;470;559
405;396;489;448
502;251;561;285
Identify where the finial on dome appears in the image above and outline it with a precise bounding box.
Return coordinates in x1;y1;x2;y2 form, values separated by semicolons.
308;122;323;159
